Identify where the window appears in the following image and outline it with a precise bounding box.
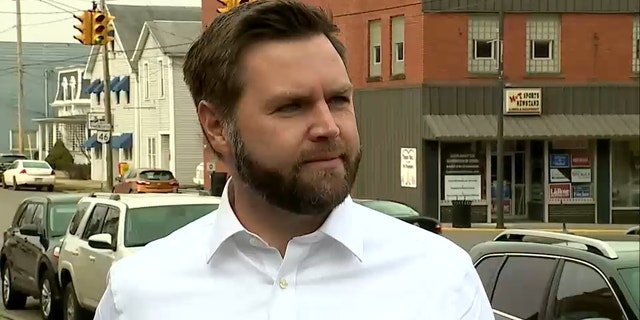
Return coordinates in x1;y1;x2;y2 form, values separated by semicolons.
554;261;624;320
633;17;639;73
548;143;594;202
391;16;405;76
492;256;557;319
31;204;44;230
123;148;133;161
81;205;109;240
17;203;36;227
531;40;553;59
48;202;78;237
368;20;382;78
101;207;120;247
612;140;640;208
67;202;89;235
157;59;165;98
474;40;494;59
147;137;157;168
143;62;150;100
474;255;504;296
526;15;561;73
61;77;69;100
94;146;103;160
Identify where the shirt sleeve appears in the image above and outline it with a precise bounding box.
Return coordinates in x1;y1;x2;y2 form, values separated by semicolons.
93;275;120;320
458;263;495;320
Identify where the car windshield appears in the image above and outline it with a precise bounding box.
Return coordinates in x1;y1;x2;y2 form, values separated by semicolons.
124;204;218;247
619;267;640;308
49;203;78;237
139;170;173;181
357;200;419;217
0;155;26;163
23;161;51;169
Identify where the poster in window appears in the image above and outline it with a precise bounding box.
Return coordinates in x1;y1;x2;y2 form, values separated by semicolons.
549;183;571;199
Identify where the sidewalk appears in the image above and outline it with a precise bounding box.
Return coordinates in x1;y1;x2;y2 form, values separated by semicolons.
441;222;638;232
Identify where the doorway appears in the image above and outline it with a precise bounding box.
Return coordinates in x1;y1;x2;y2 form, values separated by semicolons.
491;152;526;216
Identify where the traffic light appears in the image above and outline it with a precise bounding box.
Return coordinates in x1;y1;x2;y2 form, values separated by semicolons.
91;11;115;46
72;10;94;45
217;0;256;13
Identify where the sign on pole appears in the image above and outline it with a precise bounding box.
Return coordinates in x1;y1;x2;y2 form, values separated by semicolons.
96;131;111;144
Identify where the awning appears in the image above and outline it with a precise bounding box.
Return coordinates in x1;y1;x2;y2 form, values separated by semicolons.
423;114;640;140
84;79;100;95
113;76;130;92
82;135;101;149
111;133;133;149
92;81;104;94
109;77;121;92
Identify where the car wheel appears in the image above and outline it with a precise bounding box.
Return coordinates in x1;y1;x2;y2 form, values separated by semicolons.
47;185;54;192
1;264;27;309
63;282;89;320
40;270;62;320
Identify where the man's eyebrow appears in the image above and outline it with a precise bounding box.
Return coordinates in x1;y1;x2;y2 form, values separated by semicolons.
329;84;353;95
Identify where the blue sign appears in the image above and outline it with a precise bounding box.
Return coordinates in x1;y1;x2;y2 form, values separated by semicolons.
550;154;570;168
572;184;591;198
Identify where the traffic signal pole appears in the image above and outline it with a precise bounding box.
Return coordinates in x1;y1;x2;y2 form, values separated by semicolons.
15;0;25;154
100;0;114;191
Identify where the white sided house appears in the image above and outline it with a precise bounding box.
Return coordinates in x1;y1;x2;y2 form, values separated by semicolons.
82;5;200;182
130;20;203;184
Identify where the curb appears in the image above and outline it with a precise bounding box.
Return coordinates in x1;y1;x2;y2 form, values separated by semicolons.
442;227;630;233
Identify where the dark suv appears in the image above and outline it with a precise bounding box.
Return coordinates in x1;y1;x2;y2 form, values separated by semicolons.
470;228;639;320
0;153;28;181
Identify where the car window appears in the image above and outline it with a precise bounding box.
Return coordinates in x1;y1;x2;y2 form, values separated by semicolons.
101;207;120;247
31;204;45;230
139;170;174;180
81;205;109;240
474;255;504;297
0;155;27;164
554;261;624;320
22;161;51;169
68;202;90;235
49;203;80;237
18;203;37;227
124;204;217;247
11;203;28;227
618;267;640;309
492;256;557;319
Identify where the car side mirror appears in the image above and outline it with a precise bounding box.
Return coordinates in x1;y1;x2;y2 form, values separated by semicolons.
88;233;114;250
19;224;40;237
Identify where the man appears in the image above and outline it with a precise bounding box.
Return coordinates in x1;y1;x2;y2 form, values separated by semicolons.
94;0;494;319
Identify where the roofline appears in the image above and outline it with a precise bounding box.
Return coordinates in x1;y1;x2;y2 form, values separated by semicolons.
131;21;152;65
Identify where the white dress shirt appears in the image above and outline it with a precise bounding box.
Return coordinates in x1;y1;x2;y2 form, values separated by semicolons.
94;180;494;320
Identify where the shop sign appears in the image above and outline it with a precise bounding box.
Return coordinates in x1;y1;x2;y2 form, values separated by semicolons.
401;147;417;188
504;88;542;115
550;154;570;168
549;183;571;199
571;154;590;167
444;153;481;175
572;184;591;198
443;175;482;201
550;168;570;183
571;168;591;183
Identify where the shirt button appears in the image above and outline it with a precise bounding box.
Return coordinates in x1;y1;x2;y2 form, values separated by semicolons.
278;278;288;289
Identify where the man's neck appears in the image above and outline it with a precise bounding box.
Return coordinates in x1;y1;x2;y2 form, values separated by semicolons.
228;180;329;256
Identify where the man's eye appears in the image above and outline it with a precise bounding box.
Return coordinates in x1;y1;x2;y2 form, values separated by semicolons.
277;104;301;113
328;96;350;107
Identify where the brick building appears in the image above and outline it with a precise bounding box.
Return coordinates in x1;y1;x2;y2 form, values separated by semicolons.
201;0;640;224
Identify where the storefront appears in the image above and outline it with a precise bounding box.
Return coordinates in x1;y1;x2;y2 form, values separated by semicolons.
611;139;640;223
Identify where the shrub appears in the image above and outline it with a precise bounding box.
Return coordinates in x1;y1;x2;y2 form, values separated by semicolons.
45;140;74;170
62;163;91;180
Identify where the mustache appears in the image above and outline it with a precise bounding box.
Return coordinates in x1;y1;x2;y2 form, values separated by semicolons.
298;141;348;163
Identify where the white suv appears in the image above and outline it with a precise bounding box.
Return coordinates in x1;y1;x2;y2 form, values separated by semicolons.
57;193;221;319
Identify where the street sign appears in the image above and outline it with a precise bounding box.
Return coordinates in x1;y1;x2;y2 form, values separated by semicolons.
96;131;111;143
94;123;111;131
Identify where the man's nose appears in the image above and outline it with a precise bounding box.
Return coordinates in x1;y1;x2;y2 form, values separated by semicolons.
308;102;340;141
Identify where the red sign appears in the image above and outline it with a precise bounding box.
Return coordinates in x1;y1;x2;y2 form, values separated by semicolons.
571;154;590;167
549;183;571;199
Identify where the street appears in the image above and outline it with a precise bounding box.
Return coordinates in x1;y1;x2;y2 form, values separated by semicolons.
0;189;632;320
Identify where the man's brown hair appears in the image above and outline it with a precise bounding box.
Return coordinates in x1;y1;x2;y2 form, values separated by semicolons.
183;0;347;121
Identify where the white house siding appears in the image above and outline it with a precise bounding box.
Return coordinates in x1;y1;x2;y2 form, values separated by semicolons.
89;42;137;181
138;35;171;172
170;57;202;185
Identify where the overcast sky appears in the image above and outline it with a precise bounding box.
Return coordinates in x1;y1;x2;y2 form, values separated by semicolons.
0;0;200;43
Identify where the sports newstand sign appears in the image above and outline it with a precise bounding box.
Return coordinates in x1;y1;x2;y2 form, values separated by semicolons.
504;88;542;115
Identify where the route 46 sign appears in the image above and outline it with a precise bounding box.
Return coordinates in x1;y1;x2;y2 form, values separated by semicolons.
96;131;111;143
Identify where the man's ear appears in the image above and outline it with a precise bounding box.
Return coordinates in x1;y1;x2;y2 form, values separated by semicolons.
196;101;232;158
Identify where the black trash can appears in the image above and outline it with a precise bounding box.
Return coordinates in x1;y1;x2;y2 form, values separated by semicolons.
209;172;227;196
451;200;472;228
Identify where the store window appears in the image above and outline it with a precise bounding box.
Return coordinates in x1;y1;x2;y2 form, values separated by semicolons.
612;140;640;208
440;142;486;202
548;141;594;202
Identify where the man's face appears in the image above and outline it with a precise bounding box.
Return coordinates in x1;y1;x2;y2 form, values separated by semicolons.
229;34;360;216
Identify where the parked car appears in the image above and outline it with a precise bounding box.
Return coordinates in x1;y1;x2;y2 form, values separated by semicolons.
58;193;220;319
627;225;640;235
1;160;56;191
0;153;28;182
353;199;442;234
469;228;639;320
0;194;86;320
112;168;179;193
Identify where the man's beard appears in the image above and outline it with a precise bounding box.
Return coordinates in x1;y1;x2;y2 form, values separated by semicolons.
228;125;361;216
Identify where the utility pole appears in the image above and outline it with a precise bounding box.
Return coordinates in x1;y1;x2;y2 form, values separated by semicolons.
15;0;25;155
495;0;506;229
99;0;114;191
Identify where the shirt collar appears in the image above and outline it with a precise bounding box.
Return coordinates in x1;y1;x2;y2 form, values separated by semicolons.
205;178;364;263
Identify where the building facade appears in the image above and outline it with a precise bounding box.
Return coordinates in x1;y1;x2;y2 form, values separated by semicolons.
201;0;640;224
